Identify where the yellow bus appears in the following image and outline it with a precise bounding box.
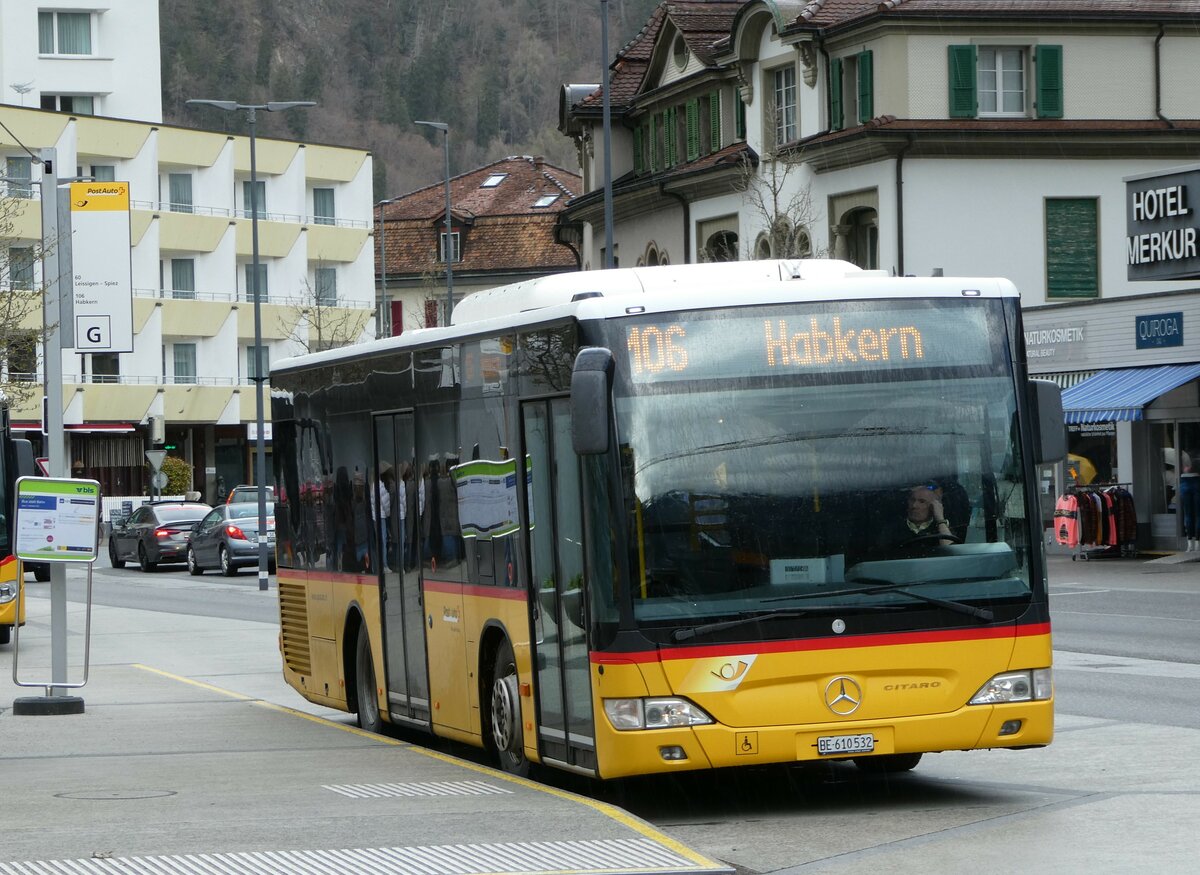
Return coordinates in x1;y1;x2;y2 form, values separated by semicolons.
1;403;42;646
270;260;1065;779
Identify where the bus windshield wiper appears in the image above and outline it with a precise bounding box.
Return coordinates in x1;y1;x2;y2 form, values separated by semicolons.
765;580;993;622
671;605;902;643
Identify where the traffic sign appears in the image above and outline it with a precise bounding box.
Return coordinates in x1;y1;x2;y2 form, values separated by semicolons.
151;471;168;490
145;449;167;471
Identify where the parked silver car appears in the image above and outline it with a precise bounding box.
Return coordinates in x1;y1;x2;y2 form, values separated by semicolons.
186;502;276;576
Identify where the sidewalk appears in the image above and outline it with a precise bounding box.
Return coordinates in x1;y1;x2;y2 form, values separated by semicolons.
1;591;728;875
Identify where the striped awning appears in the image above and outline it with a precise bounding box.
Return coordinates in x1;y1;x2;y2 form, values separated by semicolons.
1061;364;1200;423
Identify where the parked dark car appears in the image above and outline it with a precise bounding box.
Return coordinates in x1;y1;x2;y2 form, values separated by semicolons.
108;501;212;571
187;502;276;576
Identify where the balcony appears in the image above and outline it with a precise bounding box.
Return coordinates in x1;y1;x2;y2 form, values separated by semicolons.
132;199;369;229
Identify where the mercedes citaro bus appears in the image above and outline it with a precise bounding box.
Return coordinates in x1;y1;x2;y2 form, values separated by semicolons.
269;259;1065;779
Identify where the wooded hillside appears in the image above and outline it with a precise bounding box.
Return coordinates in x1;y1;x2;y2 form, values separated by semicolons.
161;0;661;199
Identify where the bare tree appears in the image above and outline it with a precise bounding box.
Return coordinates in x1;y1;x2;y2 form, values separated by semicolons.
726;92;827;262
0;193;54;410
282;262;372;354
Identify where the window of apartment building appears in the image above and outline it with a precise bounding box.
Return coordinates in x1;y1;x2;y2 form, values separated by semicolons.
8;333;37;381
38;11;92;55
949;44;1062;119
242;180;266;218
173;343;197;384
313;187;335;225
168;173;194;213
5;157;33;198
245;263;268;303
315;267;337;306
246;345;269;381
829;50;874;132
88;353;119;383
171;259;196;300
77;164;115;181
1045;198;1098;299
40;94;95;115
439;231;461;263
8;246;35;290
769;64;797;149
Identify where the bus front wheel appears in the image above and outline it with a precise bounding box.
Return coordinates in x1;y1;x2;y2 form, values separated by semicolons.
354;626;384;734
490;639;530;776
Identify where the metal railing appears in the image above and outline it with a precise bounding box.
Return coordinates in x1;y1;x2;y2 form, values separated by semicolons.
131;286;373;308
130;199;369;229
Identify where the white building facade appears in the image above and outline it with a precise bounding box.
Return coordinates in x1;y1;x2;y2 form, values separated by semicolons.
0;0;162;122
0;0;375;502
560;0;1200;550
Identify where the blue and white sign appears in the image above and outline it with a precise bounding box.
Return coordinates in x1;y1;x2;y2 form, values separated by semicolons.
1135;312;1183;350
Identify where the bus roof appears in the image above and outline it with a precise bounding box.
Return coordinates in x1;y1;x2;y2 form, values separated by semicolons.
272;260;1019;377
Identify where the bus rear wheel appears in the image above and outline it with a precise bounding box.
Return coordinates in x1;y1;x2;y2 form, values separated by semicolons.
490;639;529;776
854;753;923;773
355;626;384;734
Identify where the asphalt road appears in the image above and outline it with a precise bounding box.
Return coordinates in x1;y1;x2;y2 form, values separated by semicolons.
19;550;1200;873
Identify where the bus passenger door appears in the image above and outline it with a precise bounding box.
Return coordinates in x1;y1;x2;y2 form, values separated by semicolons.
374;412;430;727
522;398;595;770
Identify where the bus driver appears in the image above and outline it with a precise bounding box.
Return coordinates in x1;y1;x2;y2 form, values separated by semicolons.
877;483;958;557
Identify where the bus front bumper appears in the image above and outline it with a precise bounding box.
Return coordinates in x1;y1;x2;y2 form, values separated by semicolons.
594;699;1053;779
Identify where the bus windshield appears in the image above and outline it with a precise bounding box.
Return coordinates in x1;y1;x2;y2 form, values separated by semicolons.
605;297;1034;635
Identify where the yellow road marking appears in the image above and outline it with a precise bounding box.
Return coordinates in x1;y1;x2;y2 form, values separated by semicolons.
132;663;722;869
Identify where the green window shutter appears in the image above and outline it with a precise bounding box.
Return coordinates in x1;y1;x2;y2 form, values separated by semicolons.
651;114;662;171
633;125;643;174
857;50;874;124
710;91;721;152
1035;44;1064;118
666;107;677;167
1045;198;1098;299
948;45;978;118
686;98;700;161
829;57;843;132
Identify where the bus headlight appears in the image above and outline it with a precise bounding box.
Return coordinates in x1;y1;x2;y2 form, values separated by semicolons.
603;697;714;730
969;669;1053;705
0;582;16;604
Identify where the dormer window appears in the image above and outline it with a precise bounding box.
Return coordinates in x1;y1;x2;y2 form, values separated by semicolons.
533;194;560;208
481;173;507;188
672;35;688;71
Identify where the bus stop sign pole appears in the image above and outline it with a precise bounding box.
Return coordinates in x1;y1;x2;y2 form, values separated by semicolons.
10;477;101;715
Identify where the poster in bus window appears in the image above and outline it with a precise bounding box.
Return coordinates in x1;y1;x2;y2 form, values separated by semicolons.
451;457;532;539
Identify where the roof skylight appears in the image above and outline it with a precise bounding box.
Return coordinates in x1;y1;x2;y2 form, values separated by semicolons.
481;173;508;188
533;194;560;208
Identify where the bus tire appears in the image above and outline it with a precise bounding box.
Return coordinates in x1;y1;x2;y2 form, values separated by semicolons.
34;564;51;582
0;626;10;646
489;638;530;776
854;753;922;773
355;626;384;734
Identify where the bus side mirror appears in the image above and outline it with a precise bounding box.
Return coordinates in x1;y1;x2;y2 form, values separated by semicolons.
14;438;35;478
1030;379;1066;464
571;347;614;456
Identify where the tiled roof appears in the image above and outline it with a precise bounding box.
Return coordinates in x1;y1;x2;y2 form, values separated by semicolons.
791;115;1200;152
791;0;1200;29
377;156;581;278
380;214;578;278
577;2;743;110
380;156;580;222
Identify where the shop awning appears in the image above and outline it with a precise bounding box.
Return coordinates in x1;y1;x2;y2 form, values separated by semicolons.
1061;364;1200;423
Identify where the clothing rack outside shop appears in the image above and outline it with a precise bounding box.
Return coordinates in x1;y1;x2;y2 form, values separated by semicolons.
1053;482;1138;561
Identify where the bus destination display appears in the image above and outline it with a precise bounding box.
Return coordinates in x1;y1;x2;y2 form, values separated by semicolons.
624;304;992;383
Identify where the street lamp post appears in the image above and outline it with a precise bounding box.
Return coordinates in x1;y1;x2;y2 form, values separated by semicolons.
186;99;314;591
413;120;453;325
377;197;396;336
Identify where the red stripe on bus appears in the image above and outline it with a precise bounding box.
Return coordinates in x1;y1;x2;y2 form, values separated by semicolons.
422;579;527;601
590;622;1052;664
